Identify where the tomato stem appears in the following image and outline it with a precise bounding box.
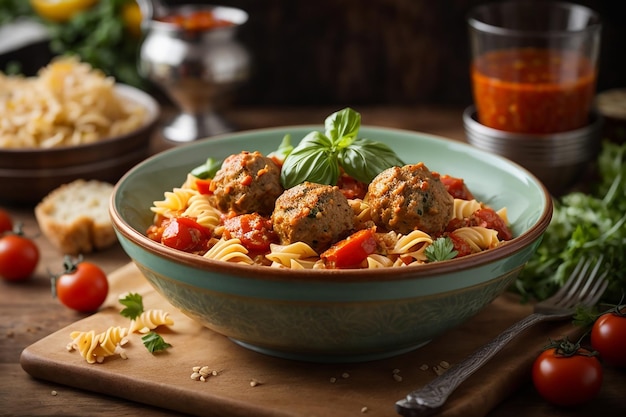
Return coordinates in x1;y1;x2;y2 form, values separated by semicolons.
543;337;599;358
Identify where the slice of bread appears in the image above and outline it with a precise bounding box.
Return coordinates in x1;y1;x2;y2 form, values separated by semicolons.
35;179;116;255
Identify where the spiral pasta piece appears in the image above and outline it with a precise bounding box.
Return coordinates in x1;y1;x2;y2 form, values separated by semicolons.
266;242;318;268
367;254;395;268
349;199;373;228
452;198;483;220
151;188;197;218
68;326;128;364
129;309;174;334
451;226;500;252
93;326;129;358
391;230;433;254
69;330;99;364
182;194;222;230
203;238;254;264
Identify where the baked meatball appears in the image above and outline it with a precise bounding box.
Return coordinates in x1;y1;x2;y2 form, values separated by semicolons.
365;163;453;235
210;151;283;215
272;182;355;253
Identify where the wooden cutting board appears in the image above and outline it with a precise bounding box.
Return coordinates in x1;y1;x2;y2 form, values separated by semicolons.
20;263;580;417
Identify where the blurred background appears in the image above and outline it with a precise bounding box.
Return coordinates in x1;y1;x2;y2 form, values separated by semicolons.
1;0;625;108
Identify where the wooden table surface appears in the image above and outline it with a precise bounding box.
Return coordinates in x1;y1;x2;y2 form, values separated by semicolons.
1;105;624;417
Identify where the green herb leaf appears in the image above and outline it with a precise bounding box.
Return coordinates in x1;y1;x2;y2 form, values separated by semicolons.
425;237;458;262
141;332;172;353
339;138;405;183
516;141;626;304
280;108;404;188
280;132;340;188
119;293;144;320
267;134;294;164
325;107;361;145
190;157;222;179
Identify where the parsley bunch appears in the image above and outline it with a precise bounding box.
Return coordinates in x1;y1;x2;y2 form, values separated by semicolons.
515;141;626;303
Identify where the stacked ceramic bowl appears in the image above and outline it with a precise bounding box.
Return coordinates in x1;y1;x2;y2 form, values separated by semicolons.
463;107;602;195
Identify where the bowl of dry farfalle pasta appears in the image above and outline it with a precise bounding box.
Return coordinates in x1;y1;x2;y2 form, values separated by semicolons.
0;56;159;205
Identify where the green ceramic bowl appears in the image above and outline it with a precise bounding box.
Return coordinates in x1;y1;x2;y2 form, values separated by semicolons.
110;126;552;363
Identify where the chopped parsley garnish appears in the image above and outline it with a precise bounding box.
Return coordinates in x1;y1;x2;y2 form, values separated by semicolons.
425;237;458;262
141;332;172;353
119;292;144;320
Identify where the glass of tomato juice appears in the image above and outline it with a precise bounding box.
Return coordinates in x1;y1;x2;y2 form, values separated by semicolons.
468;1;601;134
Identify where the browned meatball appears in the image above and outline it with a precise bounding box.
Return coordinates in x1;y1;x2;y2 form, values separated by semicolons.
209;151;283;215
365;163;453;235
272;182;355;253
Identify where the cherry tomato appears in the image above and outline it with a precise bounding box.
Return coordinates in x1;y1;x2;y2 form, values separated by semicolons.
591;306;626;367
532;340;603;407
0;209;13;234
0;233;39;282
161;217;211;253
54;258;108;312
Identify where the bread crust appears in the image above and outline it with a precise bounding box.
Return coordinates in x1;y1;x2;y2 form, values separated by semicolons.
35;179;116;255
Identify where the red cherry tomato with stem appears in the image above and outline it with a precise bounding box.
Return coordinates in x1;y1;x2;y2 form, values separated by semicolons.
591;304;626;367
53;256;109;312
0;223;39;282
532;337;603;407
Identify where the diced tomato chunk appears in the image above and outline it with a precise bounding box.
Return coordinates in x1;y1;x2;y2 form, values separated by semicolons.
337;174;368;200
471;208;513;241
441;175;474;200
223;213;278;253
321;228;377;269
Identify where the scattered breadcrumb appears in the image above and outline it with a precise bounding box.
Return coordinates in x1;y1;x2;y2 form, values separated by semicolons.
250;379;262;387
51;391;58;396
330;377;337;383
361;406;369;413
433;365;445;376
341;372;350;379
190;365;221;382
392;368;403;382
419;364;429;371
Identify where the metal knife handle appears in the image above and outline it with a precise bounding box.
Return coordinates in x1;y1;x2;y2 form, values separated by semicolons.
395;312;548;417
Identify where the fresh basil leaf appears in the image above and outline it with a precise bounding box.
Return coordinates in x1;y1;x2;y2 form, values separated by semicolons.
190;157;222;179
267;134;293;164
338;138;405;183
281;132;339;188
324;108;361;146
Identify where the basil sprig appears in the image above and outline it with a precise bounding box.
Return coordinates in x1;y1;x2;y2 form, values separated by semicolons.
280;108;404;189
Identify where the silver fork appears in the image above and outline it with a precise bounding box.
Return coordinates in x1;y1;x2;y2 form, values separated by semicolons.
396;257;609;417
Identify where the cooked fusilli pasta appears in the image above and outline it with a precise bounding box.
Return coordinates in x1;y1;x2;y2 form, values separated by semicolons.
203;238;254;264
68;326;128;364
451;226;500;252
129;309;174;334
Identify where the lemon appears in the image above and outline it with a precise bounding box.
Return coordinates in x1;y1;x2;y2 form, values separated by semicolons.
30;0;99;23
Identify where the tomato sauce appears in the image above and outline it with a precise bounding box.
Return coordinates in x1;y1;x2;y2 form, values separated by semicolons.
158;10;235;31
471;48;596;133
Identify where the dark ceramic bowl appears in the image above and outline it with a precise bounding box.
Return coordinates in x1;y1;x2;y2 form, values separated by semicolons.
0;84;159;205
110;126;552;363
